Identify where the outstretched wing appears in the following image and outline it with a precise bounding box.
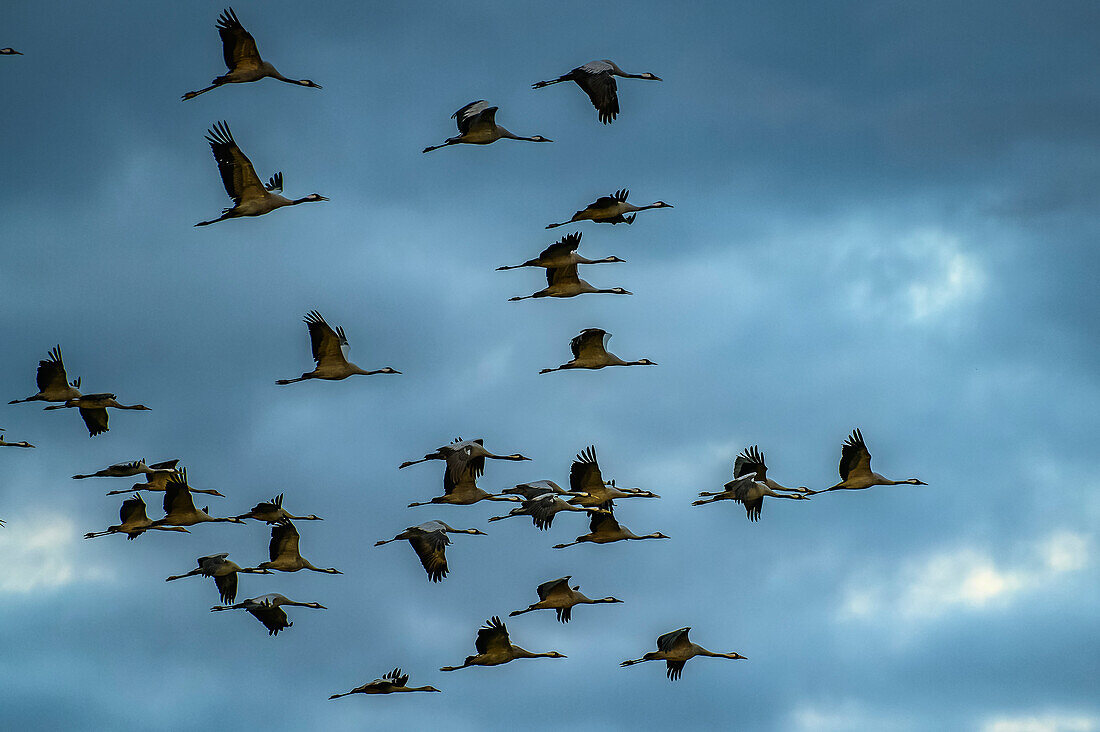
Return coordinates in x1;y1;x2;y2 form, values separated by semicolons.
578;70;619;124
539;232;582;261
570;329;610;360
163;469;198;515
570;446;605;493
149;459;180;471
119;494;148;524
839;429;872;481
303;310;347;366
474;616;511;655
589;510;619;534
269;519;301;562
383;668;409;686
535;576;571;601
204;121;266;205
216;8;262;72
409;531;450;582
452;100;495;134
266;172;283;192
79;407;109;437
733;445;767;481
214;572;238;604
657;627;690;654
36;346;70;393
252;605;291;635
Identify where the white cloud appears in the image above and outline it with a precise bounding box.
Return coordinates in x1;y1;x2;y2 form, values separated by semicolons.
822;219;987;324
0;514;114;593
839;530;1092;622
789;700;913;731
980;712;1099;732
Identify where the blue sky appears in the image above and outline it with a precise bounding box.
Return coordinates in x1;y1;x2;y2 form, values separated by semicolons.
2;1;1098;730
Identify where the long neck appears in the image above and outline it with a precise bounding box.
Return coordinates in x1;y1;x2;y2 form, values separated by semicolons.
513;646;553;659
302;559;339;573
705;651;745;660
626;359;650;367
501;128;540;142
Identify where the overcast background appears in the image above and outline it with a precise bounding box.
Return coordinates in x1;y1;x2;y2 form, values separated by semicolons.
2;1;1098;730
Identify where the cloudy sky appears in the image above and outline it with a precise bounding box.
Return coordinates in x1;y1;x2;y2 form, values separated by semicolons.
2;1;1098;730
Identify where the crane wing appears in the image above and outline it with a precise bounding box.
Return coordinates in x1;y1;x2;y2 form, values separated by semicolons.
570;329;610;360
409;532;449;582
452;100;492;134
570;446;605;493
535;576;571;601
214;572;238;604
204;121;267;206
216;8;263;72
474;616;511;655
579;71;619;124
527;495;564;530
163;470;198;515
251;605;291;635
657;627;690;654
269;519;301;562
383;668;409;687
589;510;619;534
546;262;580;287
36;346;70;393
734;446;767;481
149;459;180;471
119;494;148;524
839;429;872;481
79;407;109;437
303;311;347;366
539;232;582;261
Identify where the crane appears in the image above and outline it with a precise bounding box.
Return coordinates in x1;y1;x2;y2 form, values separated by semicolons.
693;445;810;520
440;616;565;671
210;593;325;636
329;668;441;698
255;519;341;573
149;469;245;528
553;511;669;549
234;493;322;523
165;553;272;603
1;48;23;55
540;328;656;373
398;438;531;471
423;101;552;153
621;627;747;680
496;232;625;271
43;393;151;437
508;262;631;301
509;576;623;622
567;446;660;510
8;346;81;404
195;121;327;226
374;520;486;582
108;466;224;497
533;60;661;124
276;310;399;384
501;480;586;501
84;494;190;540
807;429;927;494
487;492;592;531
182;7;321;101
73;459;178;480
546;189;671;228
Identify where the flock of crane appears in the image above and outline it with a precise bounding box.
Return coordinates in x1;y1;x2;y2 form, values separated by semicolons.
3;6;929;700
